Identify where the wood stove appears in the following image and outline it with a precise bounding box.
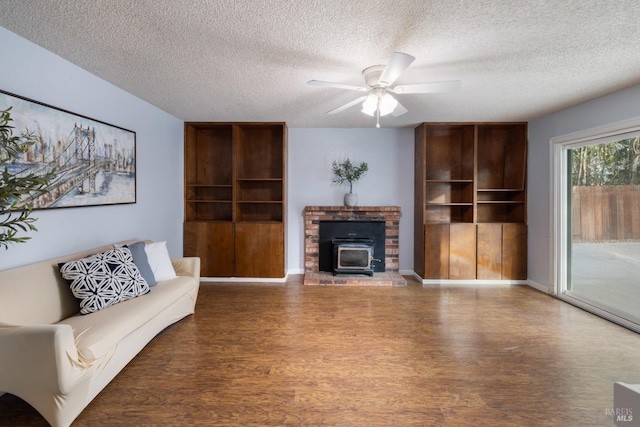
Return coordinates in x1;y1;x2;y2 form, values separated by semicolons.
319;220;386;274
332;237;376;276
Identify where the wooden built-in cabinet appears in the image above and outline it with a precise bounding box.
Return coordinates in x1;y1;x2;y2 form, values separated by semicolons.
476;223;527;280
424;223;477;280
415;122;527;280
184;122;286;278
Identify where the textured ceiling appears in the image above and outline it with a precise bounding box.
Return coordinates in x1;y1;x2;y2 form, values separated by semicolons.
1;0;640;128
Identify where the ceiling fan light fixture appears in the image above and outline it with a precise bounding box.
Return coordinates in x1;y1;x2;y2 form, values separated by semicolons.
361;90;397;118
378;92;398;116
361;93;378;116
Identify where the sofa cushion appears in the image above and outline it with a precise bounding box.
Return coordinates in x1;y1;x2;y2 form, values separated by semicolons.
58;276;196;364
59;247;150;315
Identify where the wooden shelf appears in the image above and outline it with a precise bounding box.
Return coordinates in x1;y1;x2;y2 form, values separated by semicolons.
476;123;527;190
424;125;475;182
236;179;283;203
237;201;283;204
236;124;284;180
426;202;473;206
477;188;524;191
186;184;233;188
185;185;232;210
184;122;286;278
477;201;524;204
185;201;232;204
185;201;232;222
415;122;527;280
236;178;283;182
237;203;283;222
236;220;283;223
477;203;525;223
477;189;525;204
477;220;524;223
426;179;474;183
425;204;473;224
425;180;473;206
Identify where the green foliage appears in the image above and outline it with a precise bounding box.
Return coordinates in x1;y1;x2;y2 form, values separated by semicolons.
1;106;55;250
331;158;368;193
570;137;640;186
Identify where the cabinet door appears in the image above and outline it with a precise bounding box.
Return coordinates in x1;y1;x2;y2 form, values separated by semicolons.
476;223;503;280
449;223;476;279
424;224;450;279
184;222;234;277
502;224;527;280
235;223;284;278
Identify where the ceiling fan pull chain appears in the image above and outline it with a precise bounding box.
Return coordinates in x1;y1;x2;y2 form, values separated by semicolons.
376;98;381;128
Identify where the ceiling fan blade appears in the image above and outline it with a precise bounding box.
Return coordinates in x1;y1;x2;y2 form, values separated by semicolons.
391;100;408;117
391;80;461;94
307;80;368;92
327;96;368;114
377;52;415;87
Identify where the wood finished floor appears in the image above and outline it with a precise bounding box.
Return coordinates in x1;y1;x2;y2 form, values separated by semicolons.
2;276;640;426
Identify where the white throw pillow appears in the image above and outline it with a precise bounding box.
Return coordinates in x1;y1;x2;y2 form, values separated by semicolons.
144;241;177;282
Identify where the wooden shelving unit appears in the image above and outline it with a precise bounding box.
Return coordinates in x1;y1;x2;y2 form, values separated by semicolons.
184;124;233;223
183;122;286;278
414;122;527;280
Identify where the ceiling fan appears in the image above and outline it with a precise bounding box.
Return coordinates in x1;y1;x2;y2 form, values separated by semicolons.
308;52;461;127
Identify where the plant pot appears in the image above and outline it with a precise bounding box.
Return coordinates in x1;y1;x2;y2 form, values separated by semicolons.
344;193;358;207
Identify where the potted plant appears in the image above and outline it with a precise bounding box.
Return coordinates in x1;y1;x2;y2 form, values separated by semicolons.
331;158;368;207
1;106;55;250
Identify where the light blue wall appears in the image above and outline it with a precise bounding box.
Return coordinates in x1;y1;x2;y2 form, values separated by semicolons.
528;84;640;290
0;27;184;270
287;128;415;272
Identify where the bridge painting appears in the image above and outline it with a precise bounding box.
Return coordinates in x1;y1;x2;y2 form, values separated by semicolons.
1;91;136;210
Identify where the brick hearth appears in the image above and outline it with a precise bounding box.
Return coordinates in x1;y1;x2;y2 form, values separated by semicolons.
303;206;406;286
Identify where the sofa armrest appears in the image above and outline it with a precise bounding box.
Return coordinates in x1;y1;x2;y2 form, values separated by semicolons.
0;323;82;395
172;257;201;280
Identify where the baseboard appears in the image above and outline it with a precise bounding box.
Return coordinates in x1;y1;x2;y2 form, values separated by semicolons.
201;275;288;283
526;279;553;294
410;271;535;286
419;279;529;286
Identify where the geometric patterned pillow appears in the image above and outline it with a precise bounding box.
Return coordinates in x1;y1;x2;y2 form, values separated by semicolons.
59;247;150;315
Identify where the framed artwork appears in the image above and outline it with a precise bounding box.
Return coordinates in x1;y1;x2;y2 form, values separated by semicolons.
0;89;136;210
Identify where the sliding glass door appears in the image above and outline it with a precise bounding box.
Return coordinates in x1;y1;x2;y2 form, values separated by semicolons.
554;127;640;330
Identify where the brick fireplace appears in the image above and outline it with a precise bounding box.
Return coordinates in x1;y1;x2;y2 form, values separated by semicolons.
303;206;406;286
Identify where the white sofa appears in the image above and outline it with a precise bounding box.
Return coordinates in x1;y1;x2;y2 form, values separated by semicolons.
0;241;200;427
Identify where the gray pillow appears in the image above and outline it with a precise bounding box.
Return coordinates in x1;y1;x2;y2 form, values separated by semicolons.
126;241;157;286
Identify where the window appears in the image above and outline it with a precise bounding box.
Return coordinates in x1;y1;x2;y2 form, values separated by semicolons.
552;117;640;331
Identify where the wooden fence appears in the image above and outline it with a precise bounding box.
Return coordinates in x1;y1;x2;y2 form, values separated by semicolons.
572;185;640;242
